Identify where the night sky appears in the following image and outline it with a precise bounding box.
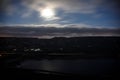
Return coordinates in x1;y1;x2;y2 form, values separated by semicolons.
0;0;120;38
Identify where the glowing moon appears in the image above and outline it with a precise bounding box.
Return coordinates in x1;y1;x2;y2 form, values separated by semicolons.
41;8;55;19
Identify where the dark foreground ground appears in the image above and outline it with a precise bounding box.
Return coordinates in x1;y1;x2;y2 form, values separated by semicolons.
1;68;119;80
0;53;120;80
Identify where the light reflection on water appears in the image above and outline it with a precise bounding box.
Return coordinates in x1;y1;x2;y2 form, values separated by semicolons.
18;59;116;75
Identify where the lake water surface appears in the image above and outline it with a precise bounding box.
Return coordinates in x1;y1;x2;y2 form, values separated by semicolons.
17;59;118;75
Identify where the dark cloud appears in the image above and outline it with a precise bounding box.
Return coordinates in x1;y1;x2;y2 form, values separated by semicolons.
0;26;119;38
0;0;14;14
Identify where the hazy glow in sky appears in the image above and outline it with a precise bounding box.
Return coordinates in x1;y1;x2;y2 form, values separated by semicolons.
41;8;55;19
40;7;58;21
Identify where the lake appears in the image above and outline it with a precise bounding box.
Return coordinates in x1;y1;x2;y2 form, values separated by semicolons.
17;59;119;75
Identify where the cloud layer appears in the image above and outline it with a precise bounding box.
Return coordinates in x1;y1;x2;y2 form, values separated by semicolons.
0;25;119;38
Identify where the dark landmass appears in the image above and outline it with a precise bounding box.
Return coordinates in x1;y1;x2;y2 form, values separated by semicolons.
0;36;120;60
0;37;120;79
0;37;119;54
